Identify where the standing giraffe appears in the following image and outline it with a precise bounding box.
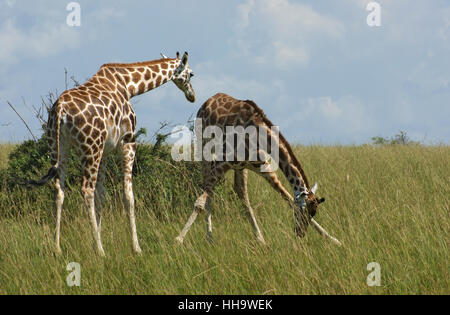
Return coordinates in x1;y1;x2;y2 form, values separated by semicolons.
176;93;341;246
28;52;195;256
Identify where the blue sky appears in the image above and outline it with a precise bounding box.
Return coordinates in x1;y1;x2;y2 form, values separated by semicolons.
0;0;449;144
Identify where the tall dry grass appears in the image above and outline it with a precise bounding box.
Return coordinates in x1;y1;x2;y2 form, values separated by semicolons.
0;144;448;294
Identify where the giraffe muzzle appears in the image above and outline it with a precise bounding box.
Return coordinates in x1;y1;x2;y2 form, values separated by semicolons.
185;91;196;103
184;82;196;103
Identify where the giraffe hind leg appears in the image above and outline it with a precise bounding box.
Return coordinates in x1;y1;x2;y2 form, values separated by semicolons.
205;197;213;244
234;169;266;244
82;153;106;257
54;161;67;254
203;161;214;243
52;142;69;254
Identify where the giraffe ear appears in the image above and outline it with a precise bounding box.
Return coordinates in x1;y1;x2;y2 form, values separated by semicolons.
318;197;325;204
311;182;318;194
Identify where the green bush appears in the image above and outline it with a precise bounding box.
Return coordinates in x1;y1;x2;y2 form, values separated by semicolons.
0;129;207;220
5;134;80;187
371;130;421;145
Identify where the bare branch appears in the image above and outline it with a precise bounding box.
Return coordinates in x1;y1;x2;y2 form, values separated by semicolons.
71;75;80;87
7;101;38;142
64;68;69;90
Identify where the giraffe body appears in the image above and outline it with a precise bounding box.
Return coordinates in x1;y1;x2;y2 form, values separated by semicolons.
176;93;337;245
30;53;195;256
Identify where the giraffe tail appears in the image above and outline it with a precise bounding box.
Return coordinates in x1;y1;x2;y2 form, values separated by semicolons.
26;166;58;187
26;102;63;187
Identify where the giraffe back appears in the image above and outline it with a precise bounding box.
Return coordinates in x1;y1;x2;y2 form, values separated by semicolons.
197;93;311;188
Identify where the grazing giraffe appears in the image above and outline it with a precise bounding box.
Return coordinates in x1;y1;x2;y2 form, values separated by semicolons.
28;52;195;256
176;93;341;246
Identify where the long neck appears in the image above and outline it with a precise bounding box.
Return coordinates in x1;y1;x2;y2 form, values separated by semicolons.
100;58;181;100
277;138;310;194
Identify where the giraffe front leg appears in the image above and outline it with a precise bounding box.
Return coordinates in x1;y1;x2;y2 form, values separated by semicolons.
176;162;229;244
176;191;208;244
121;143;142;254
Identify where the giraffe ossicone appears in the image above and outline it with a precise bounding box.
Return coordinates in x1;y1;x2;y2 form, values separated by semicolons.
27;52;196;256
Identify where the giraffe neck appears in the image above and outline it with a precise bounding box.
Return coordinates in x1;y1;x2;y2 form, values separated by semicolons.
100;58;182;100
277;142;310;194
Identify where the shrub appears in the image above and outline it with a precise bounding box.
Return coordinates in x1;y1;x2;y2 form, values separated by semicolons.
0;127;206;220
371;130;421;145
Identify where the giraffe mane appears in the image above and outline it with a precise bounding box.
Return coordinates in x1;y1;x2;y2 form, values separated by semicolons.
101;58;175;68
244;100;311;189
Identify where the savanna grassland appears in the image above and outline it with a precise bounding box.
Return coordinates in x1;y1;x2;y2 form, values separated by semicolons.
0;143;448;294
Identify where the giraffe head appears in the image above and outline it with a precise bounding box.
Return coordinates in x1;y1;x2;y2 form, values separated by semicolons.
172;52;196;103
293;183;325;237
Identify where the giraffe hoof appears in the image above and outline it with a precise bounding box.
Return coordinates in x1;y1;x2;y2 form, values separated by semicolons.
54;246;62;255
257;238;267;246
206;234;214;244
134;247;143;255
175;236;184;244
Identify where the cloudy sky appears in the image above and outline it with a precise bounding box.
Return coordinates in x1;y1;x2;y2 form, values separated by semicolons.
0;0;449;144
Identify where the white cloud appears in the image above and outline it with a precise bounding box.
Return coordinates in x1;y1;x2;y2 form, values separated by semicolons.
95;7;125;20
257;0;343;37
346;0;371;9
236;0;254;31
277;95;375;143
233;0;344;68
440;16;450;41
0;3;126;70
309;97;343;119
0;18;80;69
5;0;15;8
194;73;271;102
